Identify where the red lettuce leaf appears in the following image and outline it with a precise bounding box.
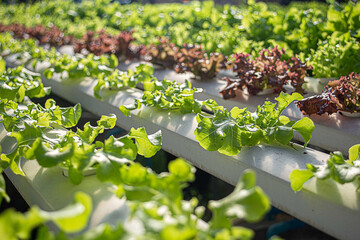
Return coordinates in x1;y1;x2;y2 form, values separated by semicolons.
297;72;360;115
220;46;312;98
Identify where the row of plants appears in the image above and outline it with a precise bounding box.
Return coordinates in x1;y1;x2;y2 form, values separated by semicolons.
0;23;349;105
0;58;272;239
0;25;224;79
3;31;360;192
0;0;359;79
0;23;232;80
4;23;360;118
0;23;74;47
1;21;359;114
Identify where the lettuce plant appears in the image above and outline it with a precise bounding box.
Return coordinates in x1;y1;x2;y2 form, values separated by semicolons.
43;53;118;80
290;144;360;192
220;46;312;99
143;37;179;69
94;64;154;100
73;29;142;59
0;65;50;102
174;44;229;80
195;92;315;156
297;72;360;115
310;33;360;78
120;78;218;116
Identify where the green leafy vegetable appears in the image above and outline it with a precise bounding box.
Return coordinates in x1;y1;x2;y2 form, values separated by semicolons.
326;0;360;38
310;33;360;78
114;161;269;239
195;92;314;156
0;98;81;177
209;169;270;229
44;53;117;80
0;97;163;185
0;66;50;102
128;127;162;158
94;64;154;100
0;192;92;239
120;79;218;116
289;144;360;192
0;98;81;132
